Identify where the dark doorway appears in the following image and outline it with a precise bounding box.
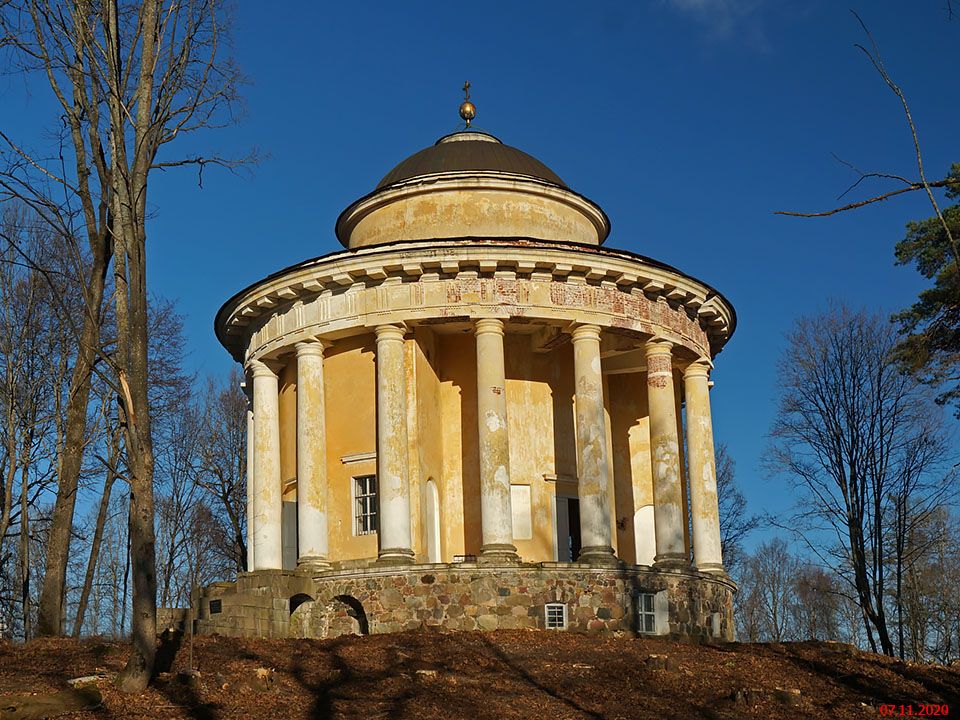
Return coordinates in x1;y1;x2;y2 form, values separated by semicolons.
568;499;582;561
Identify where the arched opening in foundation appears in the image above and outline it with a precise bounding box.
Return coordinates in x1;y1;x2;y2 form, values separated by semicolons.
290;593;317;638
330;594;369;636
425;478;442;563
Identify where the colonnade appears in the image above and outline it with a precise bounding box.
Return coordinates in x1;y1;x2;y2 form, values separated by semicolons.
244;321;725;575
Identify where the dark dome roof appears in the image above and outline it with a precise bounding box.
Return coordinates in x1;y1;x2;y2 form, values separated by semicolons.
376;131;567;190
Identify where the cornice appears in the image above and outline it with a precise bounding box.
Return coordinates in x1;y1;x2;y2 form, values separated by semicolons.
215;238;736;363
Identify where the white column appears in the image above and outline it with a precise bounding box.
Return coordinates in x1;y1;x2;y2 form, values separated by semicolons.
375;324;414;564
572;324;616;565
296;340;330;569
475;318;518;561
250;360;282;570
244;378;255;572
684;359;725;574
645;339;688;568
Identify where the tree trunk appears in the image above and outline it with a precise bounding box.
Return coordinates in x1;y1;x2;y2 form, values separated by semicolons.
19;441;30;641
109;0;160;690
119;514;130;640
36;255;107;636
73;452;117;637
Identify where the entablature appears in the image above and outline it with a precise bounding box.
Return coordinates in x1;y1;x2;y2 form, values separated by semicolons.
216;239;736;364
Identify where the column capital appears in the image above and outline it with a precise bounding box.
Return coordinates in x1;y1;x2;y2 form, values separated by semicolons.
683;357;713;380
246;359;278;379
374;323;406;343
644;337;675;357
474;317;505;337
570;323;602;343
295;338;329;358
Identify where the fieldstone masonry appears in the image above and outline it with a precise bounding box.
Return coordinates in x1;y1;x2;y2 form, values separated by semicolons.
196;565;734;641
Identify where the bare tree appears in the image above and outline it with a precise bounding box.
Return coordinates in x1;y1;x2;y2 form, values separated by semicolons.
900;507;960;663
767;304;954;656
0;0;245;689
737;538;799;642
715;442;760;575
194;369;247;572
72;415;120;637
791;563;843;642
0;206;65;639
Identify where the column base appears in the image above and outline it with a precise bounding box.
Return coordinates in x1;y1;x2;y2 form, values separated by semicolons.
696;562;729;578
654;553;691;571
577;545;618;567
297;556;331;574
375;548;416;566
479;543;519;563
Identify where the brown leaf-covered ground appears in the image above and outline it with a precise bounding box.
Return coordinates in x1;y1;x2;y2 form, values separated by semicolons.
0;630;957;719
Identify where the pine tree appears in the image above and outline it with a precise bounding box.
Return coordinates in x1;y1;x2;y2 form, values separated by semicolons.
894;164;960;415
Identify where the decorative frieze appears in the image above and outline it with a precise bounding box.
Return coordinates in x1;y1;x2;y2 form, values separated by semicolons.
216;240;734;364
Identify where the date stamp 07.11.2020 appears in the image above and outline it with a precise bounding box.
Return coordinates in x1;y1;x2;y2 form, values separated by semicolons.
878;705;950;716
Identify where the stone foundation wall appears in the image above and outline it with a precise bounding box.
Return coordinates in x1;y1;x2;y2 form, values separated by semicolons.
196;563;735;642
195;572;314;638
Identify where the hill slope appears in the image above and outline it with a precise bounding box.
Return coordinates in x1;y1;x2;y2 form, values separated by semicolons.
0;630;957;719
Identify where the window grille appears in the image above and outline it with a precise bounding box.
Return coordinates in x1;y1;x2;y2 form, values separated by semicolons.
354;475;378;536
638;593;656;634
545;602;567;630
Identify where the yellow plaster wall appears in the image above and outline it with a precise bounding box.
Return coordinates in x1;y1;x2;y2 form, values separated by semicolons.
413;328;445;560
542;343;577;560
438;332;481;556
323;334;379;562
505;336;554;560
607;373;654;565
547;346;578;482
437;332;579;563
601;373;619;557
279;360;297;502
348;188;602;249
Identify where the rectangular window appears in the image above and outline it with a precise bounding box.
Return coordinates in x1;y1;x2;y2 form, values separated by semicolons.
545;602;567;630
354;475;378;536
638;593;656;634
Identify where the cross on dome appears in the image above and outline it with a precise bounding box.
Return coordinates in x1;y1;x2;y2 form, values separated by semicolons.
459;80;476;126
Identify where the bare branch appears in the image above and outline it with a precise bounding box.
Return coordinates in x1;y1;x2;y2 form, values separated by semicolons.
776;179;957;217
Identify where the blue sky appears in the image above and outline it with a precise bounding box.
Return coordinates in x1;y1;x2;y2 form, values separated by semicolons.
3;1;957;548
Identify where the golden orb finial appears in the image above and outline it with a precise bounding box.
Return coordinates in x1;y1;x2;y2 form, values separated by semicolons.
459;81;476;127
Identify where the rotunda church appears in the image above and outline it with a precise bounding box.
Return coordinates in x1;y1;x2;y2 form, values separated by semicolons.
198;98;737;641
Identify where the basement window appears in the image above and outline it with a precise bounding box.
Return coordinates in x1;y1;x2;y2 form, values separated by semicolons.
638;593;656;634
638;591;669;635
353;475;378;536
545;603;567;630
